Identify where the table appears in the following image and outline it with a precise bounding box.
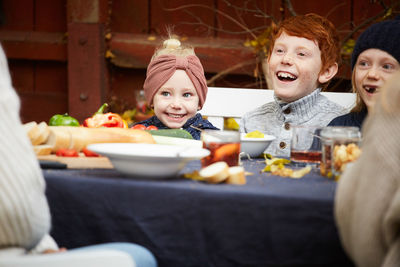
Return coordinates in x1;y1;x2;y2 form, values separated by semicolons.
44;159;354;267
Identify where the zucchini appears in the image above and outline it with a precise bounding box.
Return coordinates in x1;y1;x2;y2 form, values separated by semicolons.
148;129;194;139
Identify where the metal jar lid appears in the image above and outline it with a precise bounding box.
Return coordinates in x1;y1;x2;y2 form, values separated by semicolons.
320;126;361;141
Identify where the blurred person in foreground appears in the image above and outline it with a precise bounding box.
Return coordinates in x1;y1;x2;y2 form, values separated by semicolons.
0;43;157;266
335;70;400;267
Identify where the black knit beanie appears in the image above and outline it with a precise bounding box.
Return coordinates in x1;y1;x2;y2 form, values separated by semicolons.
351;16;400;69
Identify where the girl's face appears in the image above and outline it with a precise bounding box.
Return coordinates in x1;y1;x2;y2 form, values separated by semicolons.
267;32;335;102
153;70;200;128
354;48;400;111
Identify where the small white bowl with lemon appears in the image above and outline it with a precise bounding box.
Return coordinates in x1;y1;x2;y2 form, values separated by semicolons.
240;131;275;157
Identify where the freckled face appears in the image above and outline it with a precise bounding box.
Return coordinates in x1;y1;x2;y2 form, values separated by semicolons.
153;70;200;128
267;32;324;102
354;48;400;111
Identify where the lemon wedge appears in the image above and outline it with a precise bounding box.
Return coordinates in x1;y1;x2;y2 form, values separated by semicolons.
244;130;264;138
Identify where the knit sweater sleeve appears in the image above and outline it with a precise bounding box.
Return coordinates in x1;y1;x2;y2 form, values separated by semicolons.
0;45;55;253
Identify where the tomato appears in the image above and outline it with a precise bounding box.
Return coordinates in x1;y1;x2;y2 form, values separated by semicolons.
146;125;158;130
132;124;146;130
132;124;158;130
82;147;100;157
56;148;79;157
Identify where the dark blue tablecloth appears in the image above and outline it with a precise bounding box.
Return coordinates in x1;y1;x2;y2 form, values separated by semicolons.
44;159;354;267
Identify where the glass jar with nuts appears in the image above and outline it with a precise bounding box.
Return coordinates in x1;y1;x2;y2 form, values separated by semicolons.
320;127;362;179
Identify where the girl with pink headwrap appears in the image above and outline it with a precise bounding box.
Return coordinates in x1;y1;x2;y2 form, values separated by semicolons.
134;38;218;139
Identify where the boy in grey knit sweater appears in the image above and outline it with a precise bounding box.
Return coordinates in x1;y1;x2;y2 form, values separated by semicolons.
240;14;346;157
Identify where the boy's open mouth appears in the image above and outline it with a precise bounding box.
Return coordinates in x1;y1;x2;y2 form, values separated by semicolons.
276;71;297;82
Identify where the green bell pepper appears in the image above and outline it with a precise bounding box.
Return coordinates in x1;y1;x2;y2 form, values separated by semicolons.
49;113;80;126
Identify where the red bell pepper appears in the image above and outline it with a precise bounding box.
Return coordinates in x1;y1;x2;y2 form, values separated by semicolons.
83;103;127;128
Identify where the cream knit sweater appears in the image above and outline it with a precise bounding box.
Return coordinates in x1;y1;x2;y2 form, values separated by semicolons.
0;44;57;256
335;72;400;267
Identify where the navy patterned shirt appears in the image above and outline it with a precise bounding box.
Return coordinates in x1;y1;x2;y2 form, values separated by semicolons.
328;108;368;129
134;113;219;140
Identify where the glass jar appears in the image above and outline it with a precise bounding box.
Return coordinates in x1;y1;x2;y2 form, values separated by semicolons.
320;127;362;178
201;130;241;167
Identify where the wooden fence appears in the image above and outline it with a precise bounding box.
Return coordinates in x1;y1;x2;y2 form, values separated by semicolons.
0;0;396;122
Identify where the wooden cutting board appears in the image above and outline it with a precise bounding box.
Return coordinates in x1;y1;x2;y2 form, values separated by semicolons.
38;155;113;169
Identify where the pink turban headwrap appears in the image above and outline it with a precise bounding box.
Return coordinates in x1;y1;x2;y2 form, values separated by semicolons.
143;54;208;108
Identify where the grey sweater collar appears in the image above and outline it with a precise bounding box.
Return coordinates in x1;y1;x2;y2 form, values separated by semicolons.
274;88;322;123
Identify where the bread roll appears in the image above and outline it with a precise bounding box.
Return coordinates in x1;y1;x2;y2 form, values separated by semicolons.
33;145;53;156
46;126;73;152
46;126;155;152
23;121;39;142
226;166;246;185
199;161;229;183
31;121;50;145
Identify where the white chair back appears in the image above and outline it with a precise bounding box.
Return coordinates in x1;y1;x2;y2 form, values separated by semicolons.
200;87;356;129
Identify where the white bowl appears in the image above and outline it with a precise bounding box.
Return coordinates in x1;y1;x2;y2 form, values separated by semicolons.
240;133;275;157
87;143;210;179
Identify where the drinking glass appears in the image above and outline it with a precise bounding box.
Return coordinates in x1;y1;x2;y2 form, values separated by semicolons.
290;125;322;165
201;130;241;167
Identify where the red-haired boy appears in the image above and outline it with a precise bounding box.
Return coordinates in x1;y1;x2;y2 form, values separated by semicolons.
240;13;346;157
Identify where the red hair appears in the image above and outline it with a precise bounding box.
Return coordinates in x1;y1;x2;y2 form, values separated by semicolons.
268;13;340;78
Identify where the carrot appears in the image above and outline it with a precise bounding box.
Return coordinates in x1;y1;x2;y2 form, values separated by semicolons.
214;143;240;162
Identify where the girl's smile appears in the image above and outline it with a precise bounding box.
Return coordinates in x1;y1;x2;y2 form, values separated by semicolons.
153;70;200;128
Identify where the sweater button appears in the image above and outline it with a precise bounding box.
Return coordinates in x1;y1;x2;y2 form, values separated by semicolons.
283;108;291;114
284;123;290;130
279;141;286;149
